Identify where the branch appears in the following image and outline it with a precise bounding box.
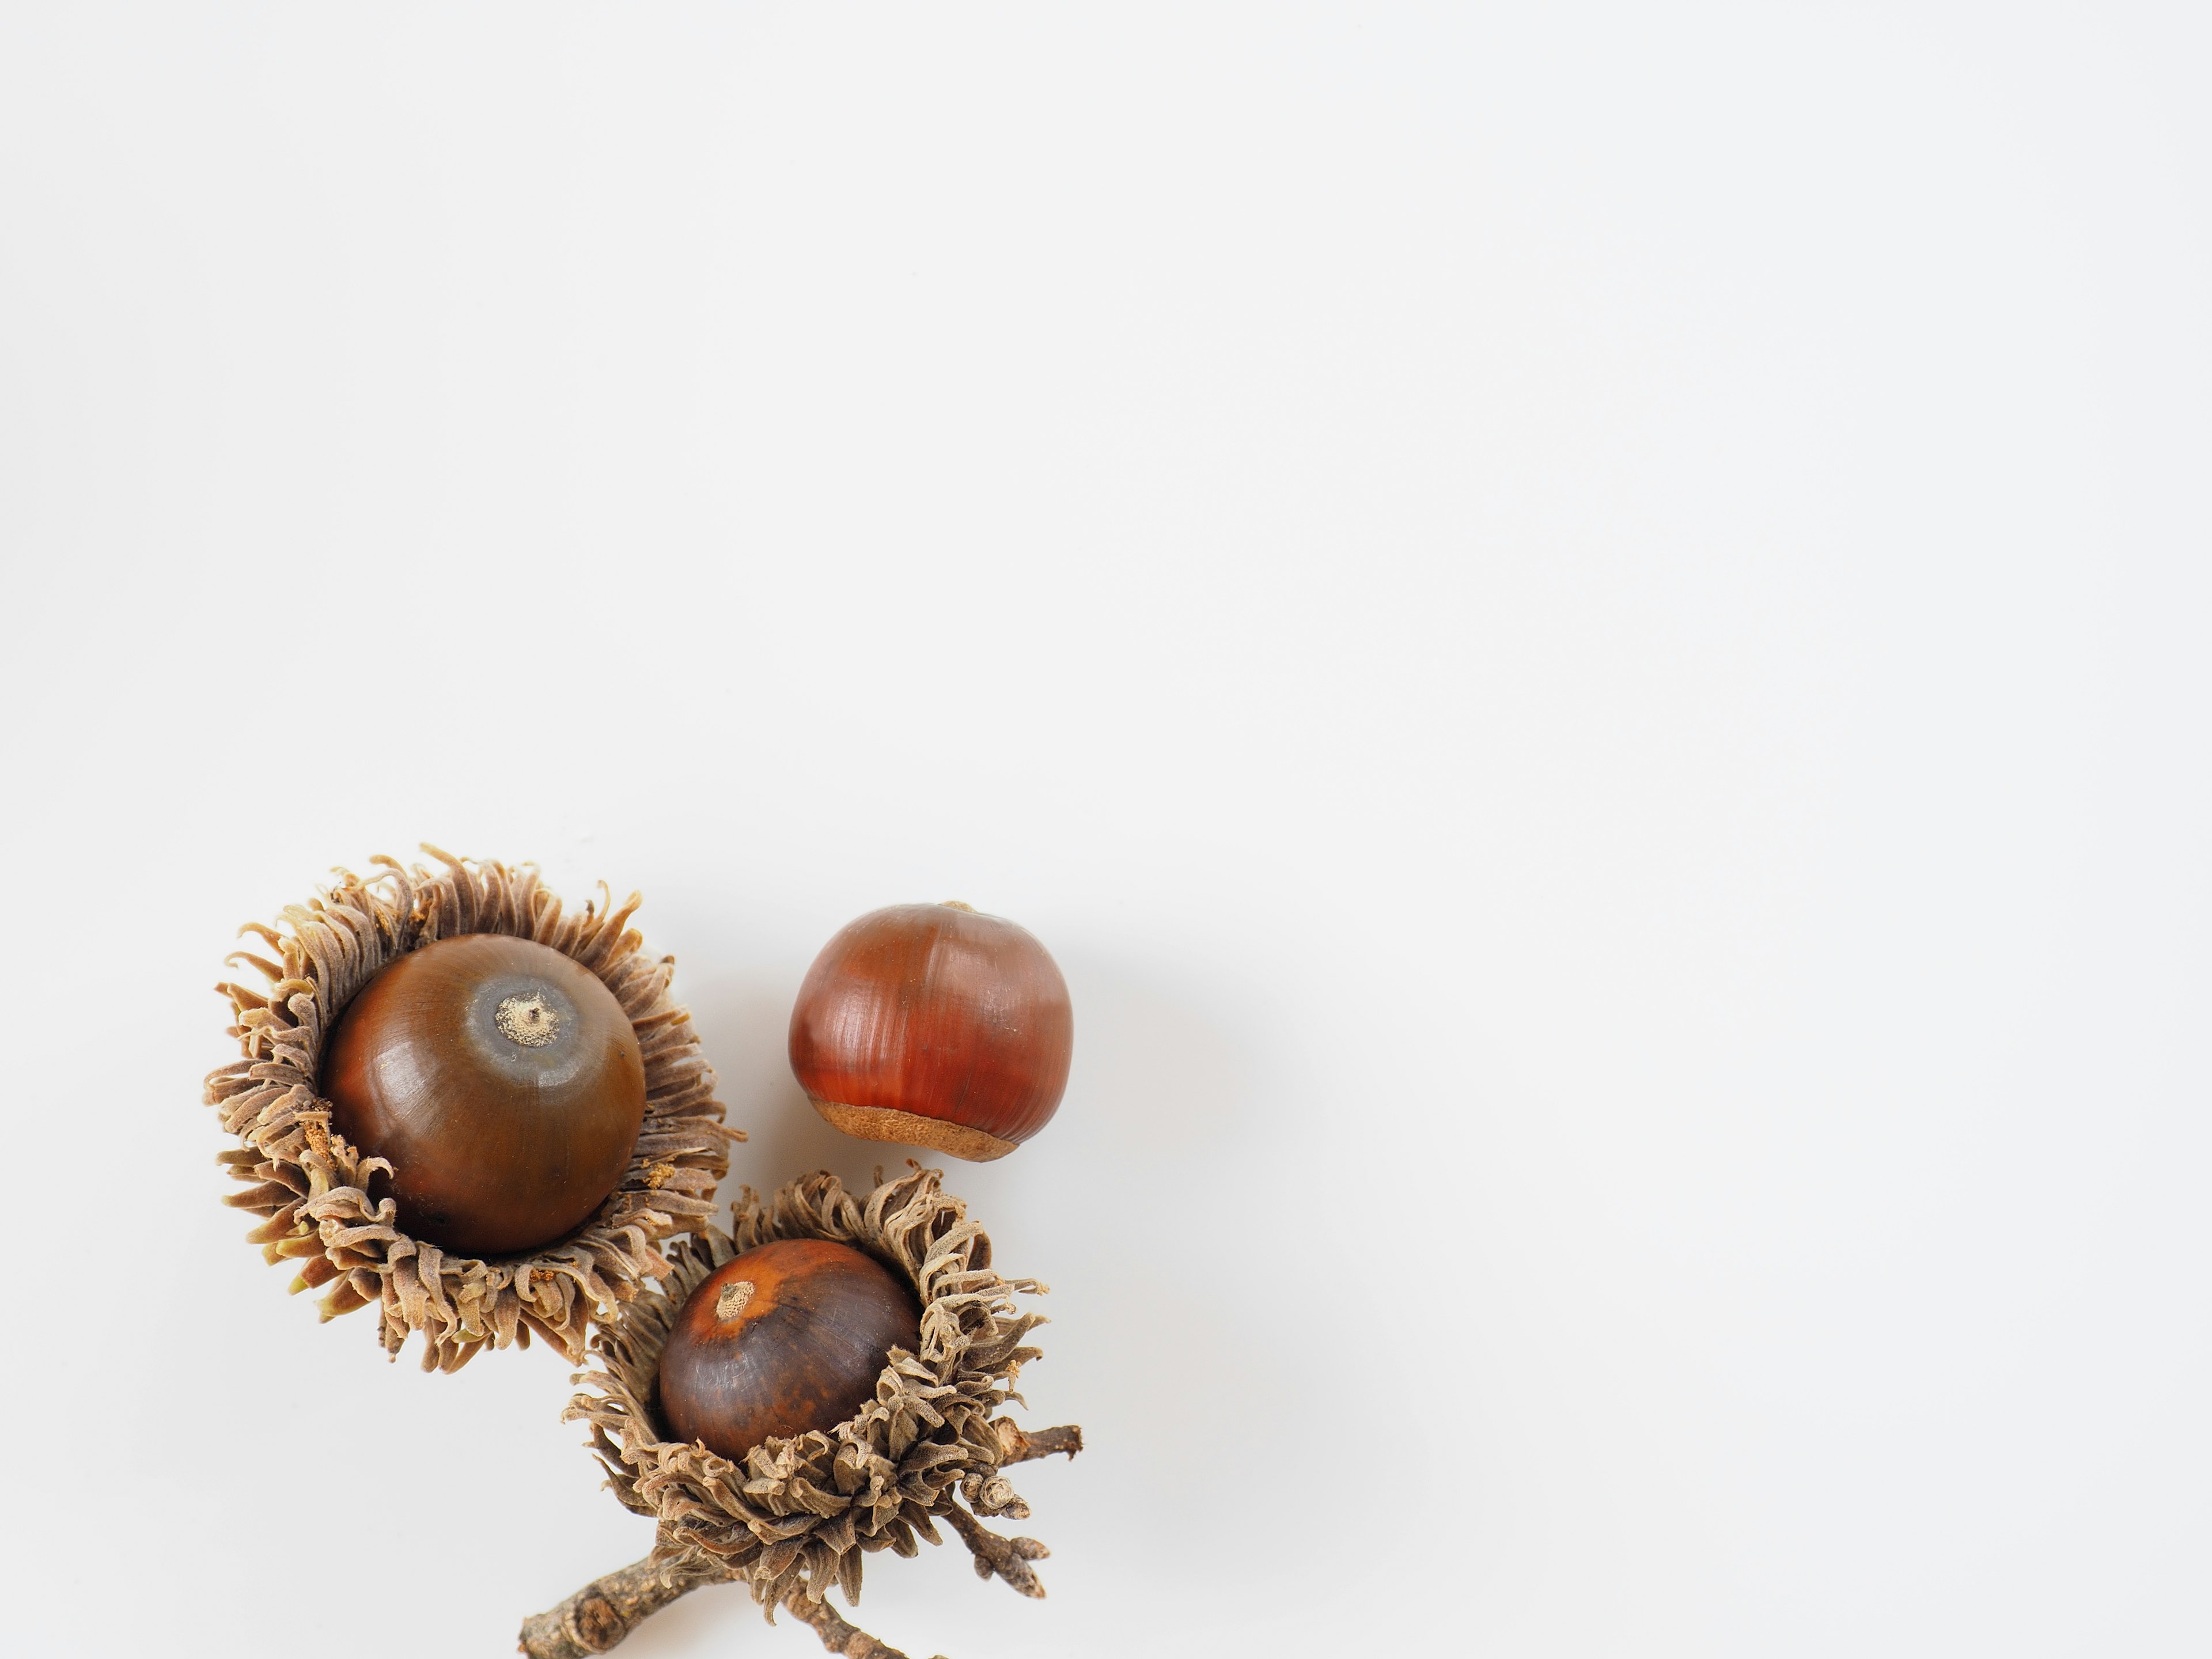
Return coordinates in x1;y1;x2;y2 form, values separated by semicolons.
516;1419;1082;1654
517;1551;722;1657
995;1421;1084;1466
942;1503;1051;1599
518;1554;947;1658
783;1586;946;1659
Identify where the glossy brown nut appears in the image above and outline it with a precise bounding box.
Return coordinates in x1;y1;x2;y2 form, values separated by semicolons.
320;932;647;1257
788;902;1073;1161
657;1238;922;1461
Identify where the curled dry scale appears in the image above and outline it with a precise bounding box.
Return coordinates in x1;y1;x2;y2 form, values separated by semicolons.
202;851;1082;1658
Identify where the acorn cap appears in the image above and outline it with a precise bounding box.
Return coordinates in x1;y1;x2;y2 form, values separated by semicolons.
202;846;736;1370
568;1166;1048;1616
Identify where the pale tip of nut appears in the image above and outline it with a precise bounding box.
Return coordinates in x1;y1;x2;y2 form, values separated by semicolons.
715;1279;755;1322
494;990;563;1048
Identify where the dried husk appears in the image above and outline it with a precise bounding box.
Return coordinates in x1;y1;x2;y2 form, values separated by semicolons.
202;847;735;1369
569;1167;1050;1616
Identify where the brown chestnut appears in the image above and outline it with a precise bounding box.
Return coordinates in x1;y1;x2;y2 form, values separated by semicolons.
788;902;1073;1161
320;932;647;1257
657;1238;921;1461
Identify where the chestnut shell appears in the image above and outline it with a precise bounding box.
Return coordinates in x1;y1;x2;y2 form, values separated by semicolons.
788;902;1073;1160
657;1238;922;1461
321;931;647;1257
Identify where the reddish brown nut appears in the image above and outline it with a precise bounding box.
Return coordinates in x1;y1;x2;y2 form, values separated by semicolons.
787;902;1074;1161
657;1238;922;1460
320;932;647;1257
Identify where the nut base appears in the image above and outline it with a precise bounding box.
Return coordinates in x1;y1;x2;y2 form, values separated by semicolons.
809;1098;1017;1161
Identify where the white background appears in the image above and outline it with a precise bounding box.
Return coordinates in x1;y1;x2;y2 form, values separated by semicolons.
2;5;2207;1656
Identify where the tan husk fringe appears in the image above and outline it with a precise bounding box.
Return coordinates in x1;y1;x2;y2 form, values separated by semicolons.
201;847;735;1370
566;1168;1056;1621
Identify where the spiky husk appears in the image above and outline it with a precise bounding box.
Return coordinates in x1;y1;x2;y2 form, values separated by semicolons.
568;1168;1049;1615
202;847;734;1370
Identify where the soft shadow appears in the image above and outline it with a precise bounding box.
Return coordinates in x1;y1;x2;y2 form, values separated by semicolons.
606;1577;759;1656
1046;944;1254;1166
684;945;1258;1207
681;974;937;1203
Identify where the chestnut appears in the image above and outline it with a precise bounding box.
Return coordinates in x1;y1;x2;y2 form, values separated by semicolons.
657;1238;921;1461
320;931;647;1257
788;902;1073;1161
529;1168;1081;1652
